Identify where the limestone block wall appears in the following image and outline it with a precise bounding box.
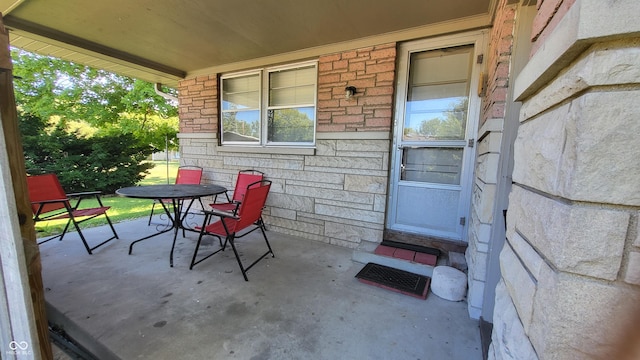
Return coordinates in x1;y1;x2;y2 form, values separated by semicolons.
490;0;640;358
176;44;395;248
179;134;390;248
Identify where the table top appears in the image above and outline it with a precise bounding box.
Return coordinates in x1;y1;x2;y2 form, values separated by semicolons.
116;184;227;200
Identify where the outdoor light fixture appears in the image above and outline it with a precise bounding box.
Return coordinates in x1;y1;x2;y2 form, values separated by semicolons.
345;86;357;99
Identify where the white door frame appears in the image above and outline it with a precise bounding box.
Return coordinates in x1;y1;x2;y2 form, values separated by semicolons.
387;30;487;242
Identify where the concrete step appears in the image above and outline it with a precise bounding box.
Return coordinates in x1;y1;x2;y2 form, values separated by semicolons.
46;301;120;360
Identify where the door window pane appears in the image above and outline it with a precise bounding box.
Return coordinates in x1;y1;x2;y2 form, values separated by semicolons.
403;46;472;141
401;147;463;185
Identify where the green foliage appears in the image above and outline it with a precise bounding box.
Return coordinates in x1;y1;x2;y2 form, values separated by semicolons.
20;113;154;194
121;80;178;118
109;113;179;151
12;48;179;151
13;48;179;193
13;50;128;124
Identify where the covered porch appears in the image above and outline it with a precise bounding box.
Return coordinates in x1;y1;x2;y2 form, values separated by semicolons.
42;216;481;359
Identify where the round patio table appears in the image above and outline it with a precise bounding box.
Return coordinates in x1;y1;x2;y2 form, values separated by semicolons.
116;184;227;267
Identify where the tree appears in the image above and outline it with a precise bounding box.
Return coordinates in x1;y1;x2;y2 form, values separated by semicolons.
20;113;154;194
12;48;179;151
13;48;178;192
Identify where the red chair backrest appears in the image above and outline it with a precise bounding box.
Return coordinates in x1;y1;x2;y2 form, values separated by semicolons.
175;167;203;185
26;174;69;215
236;180;271;230
232;170;264;202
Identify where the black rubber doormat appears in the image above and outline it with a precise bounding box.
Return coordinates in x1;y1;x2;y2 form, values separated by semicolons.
355;263;430;299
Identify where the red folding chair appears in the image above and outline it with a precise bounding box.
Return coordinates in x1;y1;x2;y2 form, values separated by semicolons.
148;165;204;225
210;169;264;214
191;180;273;281
27;173;118;254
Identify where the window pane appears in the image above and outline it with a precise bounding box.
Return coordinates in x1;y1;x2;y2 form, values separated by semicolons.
270;84;315;106
401;148;463;185
267;107;315;143
269;66;316;106
220;63;317;147
222;74;260;110
270;66;316;88
403;46;472;142
222;110;260;143
410;50;471;84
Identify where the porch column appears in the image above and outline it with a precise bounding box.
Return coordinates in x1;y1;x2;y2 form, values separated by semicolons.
490;0;640;358
0;14;52;359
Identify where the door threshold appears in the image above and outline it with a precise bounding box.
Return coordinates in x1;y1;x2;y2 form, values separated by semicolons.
383;229;467;254
380;240;441;257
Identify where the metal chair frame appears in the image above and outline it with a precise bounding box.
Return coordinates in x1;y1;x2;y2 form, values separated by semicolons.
27;173;118;254
191;180;273;281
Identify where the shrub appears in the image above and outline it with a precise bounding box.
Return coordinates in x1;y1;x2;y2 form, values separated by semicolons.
20;113;155;194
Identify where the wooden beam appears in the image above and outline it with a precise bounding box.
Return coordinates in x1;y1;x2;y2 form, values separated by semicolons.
0;13;52;359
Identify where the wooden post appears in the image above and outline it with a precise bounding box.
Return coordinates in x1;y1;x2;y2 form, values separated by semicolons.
0;13;53;359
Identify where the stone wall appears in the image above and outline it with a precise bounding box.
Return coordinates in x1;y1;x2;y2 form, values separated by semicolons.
176;44;395;247
529;0;575;55
490;0;640;358
180;134;390;248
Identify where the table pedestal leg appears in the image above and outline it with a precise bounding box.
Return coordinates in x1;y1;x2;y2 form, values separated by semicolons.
128;195;207;267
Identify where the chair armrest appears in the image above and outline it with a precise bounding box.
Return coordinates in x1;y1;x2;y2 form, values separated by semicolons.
31;199;71;220
202;208;239;220
67;191;102;198
31;198;68;205
67;191;106;210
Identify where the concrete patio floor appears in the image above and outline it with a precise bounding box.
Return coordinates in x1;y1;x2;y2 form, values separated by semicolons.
39;216;482;359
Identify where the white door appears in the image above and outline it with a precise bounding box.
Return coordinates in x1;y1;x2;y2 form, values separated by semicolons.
388;33;485;242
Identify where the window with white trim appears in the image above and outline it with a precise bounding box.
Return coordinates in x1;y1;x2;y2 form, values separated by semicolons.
220;61;317;146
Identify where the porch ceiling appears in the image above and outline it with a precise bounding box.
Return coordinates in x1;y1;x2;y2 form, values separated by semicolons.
1;0;494;87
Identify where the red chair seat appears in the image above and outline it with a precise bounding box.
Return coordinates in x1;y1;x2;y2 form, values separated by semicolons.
203;217;238;235
51;206;111;219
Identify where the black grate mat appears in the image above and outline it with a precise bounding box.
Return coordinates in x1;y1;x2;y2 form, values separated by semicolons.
355;263;430;298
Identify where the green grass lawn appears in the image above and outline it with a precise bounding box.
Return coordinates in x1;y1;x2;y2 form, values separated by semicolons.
35;161;180;237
